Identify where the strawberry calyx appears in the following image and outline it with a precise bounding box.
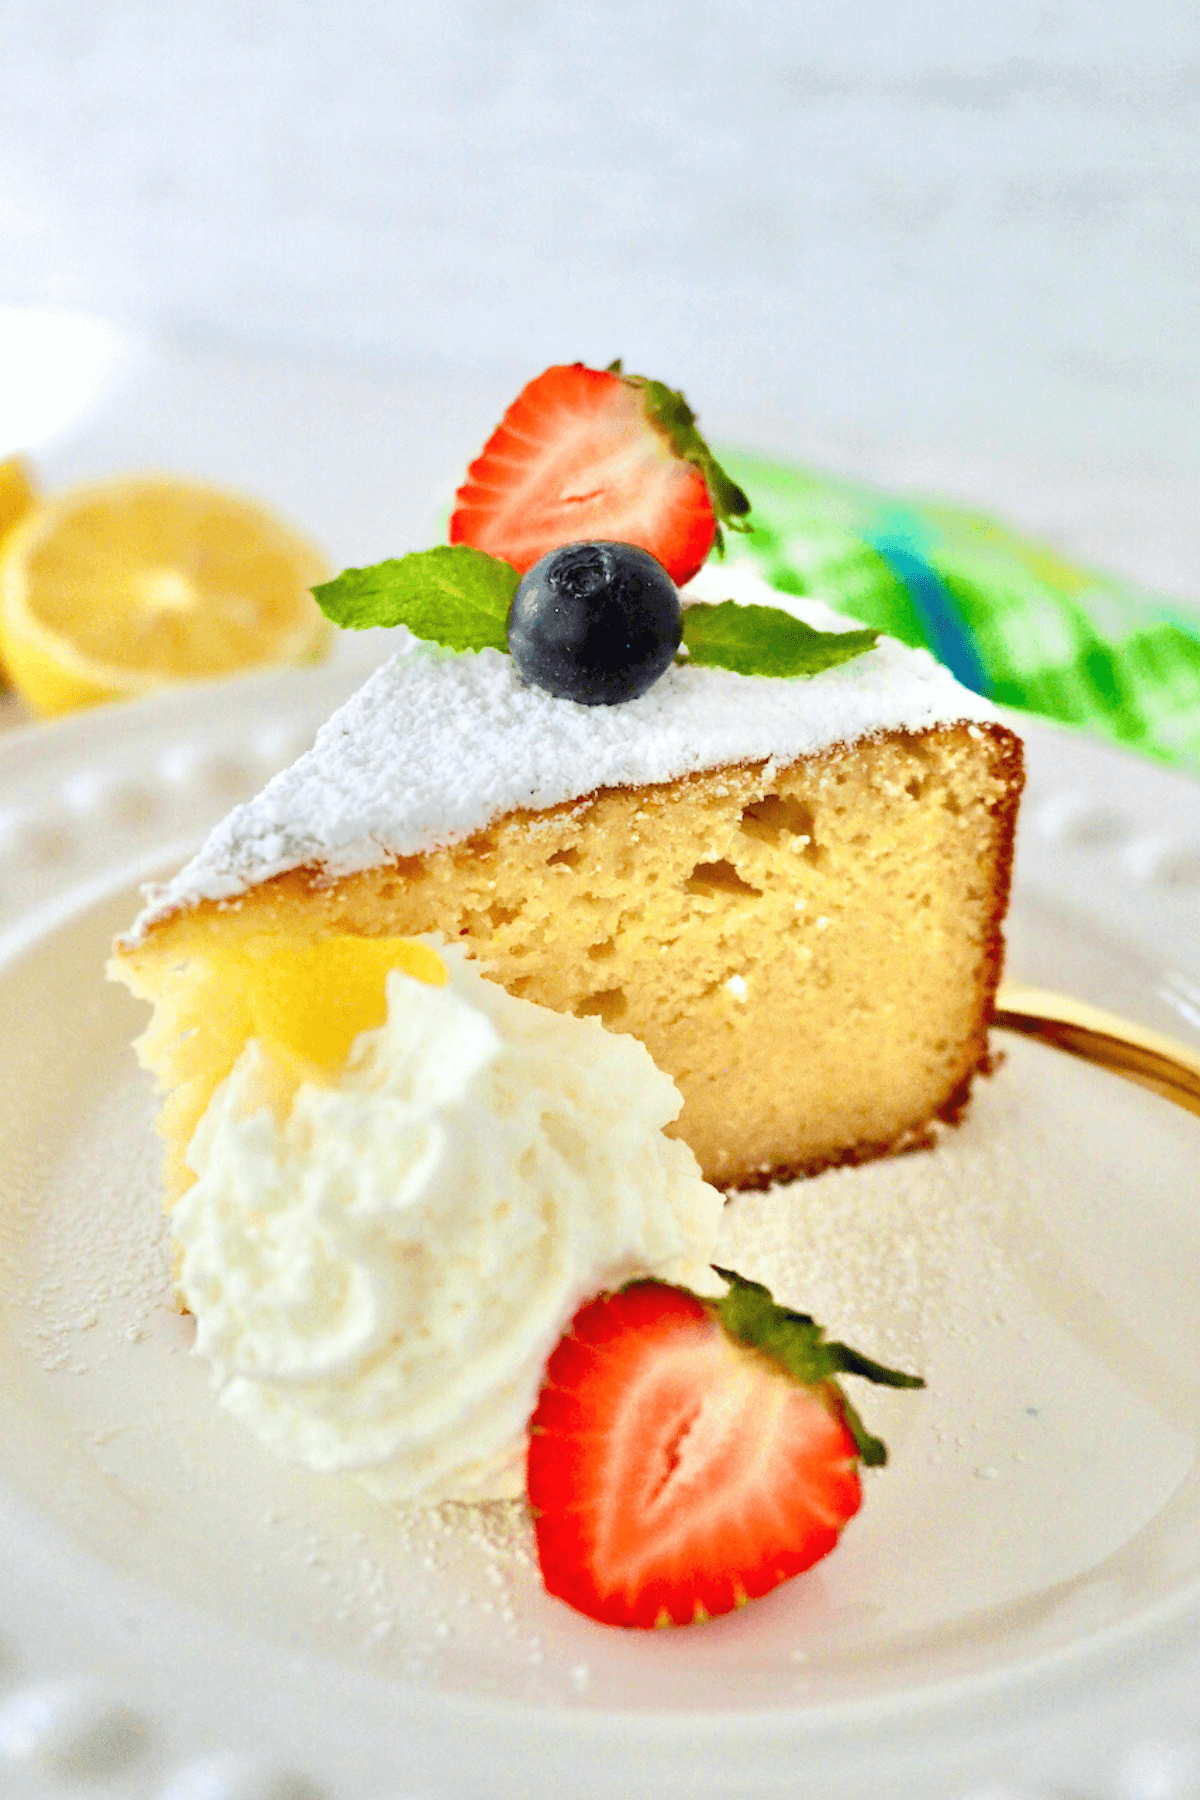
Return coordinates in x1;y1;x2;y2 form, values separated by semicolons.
612;1265;924;1469
606;358;751;555
704;1266;925;1466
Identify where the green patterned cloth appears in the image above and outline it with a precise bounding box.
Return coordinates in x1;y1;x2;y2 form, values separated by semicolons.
723;450;1200;777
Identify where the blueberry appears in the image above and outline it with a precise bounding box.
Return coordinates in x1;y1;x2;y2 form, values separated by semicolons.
506;542;683;706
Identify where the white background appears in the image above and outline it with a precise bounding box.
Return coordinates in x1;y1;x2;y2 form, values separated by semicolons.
1;0;1197;591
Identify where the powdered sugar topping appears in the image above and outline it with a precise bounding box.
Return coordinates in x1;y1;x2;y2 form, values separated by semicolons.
128;563;999;938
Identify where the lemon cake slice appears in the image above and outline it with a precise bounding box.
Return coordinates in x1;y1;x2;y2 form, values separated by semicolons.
112;564;1022;1198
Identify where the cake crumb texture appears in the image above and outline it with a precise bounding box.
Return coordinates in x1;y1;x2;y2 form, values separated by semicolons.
115;720;1022;1196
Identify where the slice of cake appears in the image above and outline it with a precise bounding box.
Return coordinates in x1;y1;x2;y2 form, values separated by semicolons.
113;559;1022;1199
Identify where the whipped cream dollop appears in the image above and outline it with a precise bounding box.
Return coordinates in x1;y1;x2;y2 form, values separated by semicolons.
174;951;724;1503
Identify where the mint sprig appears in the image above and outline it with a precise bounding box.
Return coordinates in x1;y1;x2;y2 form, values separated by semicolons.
681;600;879;679
312;548;881;683
312;545;518;652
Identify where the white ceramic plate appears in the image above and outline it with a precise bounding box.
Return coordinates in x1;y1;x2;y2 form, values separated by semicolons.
1;674;1199;1800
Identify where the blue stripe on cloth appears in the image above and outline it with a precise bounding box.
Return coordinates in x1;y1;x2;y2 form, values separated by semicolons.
867;510;992;697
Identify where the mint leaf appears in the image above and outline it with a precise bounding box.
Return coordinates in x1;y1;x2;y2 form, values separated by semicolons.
680;601;879;678
619;370;751;556
312;545;518;652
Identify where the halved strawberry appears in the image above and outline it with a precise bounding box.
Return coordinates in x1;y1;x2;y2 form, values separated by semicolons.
527;1269;923;1630
449;362;750;585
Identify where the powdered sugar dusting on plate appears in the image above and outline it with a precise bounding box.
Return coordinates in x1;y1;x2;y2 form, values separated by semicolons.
126;563;998;940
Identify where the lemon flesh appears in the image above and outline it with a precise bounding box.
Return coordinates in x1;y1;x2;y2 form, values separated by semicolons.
0;476;333;716
0;457;37;546
0;457;38;684
234;934;449;1075
113;930;448;1203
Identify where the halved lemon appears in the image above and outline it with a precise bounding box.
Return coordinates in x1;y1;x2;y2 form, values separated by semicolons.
0;457;38;684
0;456;37;546
0;475;333;716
